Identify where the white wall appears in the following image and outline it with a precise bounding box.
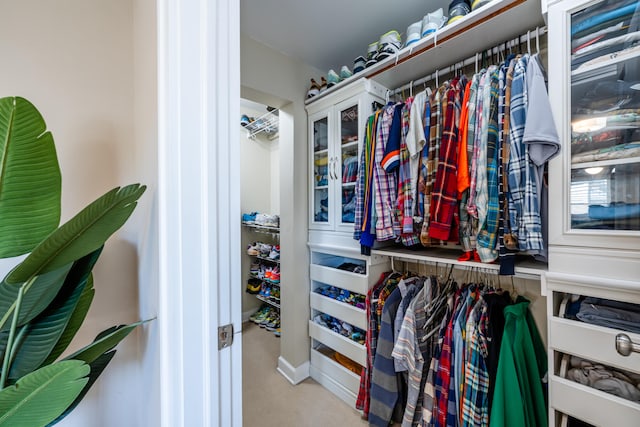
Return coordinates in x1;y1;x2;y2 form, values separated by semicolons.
241;34;324;372
0;1;153;425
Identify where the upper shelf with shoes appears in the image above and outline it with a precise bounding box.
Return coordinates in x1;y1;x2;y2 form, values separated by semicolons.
305;0;544;104
240;107;279;140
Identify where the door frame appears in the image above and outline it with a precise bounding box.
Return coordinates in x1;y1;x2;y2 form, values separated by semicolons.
157;0;242;425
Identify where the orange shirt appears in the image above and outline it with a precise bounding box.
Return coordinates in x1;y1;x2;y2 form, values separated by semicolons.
457;80;473;197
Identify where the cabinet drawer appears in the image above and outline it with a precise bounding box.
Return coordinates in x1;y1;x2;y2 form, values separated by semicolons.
310;348;361;394
309;320;366;366
310;264;370;295
310;292;366;330
549;317;640;374
550;375;640;427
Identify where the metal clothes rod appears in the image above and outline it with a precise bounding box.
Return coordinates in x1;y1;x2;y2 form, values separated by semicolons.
391;25;548;96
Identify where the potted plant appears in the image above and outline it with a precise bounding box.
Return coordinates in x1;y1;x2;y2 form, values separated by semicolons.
0;96;147;426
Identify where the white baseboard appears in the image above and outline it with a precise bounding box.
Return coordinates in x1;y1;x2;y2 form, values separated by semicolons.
276;356;310;385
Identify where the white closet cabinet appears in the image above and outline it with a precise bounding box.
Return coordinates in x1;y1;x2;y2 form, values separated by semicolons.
308;244;389;408
306;78;387;249
547;0;640;280
547;0;640;425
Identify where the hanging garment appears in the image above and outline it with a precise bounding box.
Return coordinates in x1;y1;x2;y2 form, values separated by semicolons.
461;297;490;427
457;79;474;253
429;78;463;242
355;111;381;248
489;299;547;427
522;53;560;262
374;103;401;241
407;90;430;216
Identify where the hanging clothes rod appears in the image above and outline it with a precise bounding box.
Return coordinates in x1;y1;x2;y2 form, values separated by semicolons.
391;25;547;96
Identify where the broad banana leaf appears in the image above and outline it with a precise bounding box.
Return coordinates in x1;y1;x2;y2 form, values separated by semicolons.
42;275;94;365
0;97;61;258
7;250;98;379
46;350;116;426
0;264;72;331
7;184;145;284
64;321;146;364
0;360;88;427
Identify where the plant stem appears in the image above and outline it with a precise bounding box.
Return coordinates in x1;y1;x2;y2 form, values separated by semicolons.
0;276;37;331
0;283;25;389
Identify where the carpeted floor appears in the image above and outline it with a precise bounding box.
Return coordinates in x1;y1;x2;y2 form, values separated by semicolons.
242;321;368;427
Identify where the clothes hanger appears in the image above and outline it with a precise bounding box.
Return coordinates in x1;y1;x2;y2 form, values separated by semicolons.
409;81;413;98
527;30;531;55
535;26;540;54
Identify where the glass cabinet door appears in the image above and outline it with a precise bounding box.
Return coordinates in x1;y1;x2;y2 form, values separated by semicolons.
338;103;359;226
569;0;640;231
312;116;329;224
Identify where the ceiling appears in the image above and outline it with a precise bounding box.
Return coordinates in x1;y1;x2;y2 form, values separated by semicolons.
240;0;449;74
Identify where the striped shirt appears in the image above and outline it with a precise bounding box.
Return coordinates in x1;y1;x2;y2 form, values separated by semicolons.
374;104;401;241
461;299;490;426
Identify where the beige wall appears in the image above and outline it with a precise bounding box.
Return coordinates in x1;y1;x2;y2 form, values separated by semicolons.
241;34;323;370
0;0;155;425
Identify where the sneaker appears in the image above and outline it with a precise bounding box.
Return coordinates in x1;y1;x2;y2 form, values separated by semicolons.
249;261;260;275
270;286;280;301
268;245;280;260
259;282;271;298
353;56;366;74
319;77;328;93
270;267;280;283
247;242;259;256
246;278;262;294
259;243;272;257
327;69;340;88
422;8;446;37
307;78;321;98
375;30;402;62
240;115;251;127
340;65;353;80
274;328;281;337
262;214;279;228
249;305;270;323
406;21;422;46
242;211;258;223
448;0;471;24
365;41;379;68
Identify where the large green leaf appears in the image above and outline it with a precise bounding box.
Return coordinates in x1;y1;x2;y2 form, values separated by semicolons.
7;257;95;379
0;264;72;331
47;350;116;426
42;275;94;365
0;360;88;427
64;321;146;364
0;97;61;258
7;184;145;284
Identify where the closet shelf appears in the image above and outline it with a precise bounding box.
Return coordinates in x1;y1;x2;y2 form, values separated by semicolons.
571;157;640;170
243;109;279;140
256;294;280;309
249;254;280;264
371;247;547;280
305;0;543;102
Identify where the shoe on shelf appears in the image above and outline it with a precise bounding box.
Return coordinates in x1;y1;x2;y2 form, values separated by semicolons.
268;245;280;260
270;286;280;301
406;21;422;46
327;69;341;88
365;41;379;68
242;211;258;224
240;114;251;127
353;56;366;74
307;78;321;98
274;327;281;337
259;242;272;257
250;261;260;275
422;8;446;37
448;0;471;24
375;30;402;62
246;278;262;294
263;214;279;228
249;305;271;323
340;65;353;80
247;242;260;256
319;77;328;93
270;267;280;283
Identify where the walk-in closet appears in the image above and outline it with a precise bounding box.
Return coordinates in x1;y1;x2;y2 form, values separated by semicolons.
240;0;640;426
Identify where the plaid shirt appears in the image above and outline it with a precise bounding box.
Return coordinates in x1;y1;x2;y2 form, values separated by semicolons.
461;299;489;427
374;104;400;241
417;101;432;219
357;272;395;416
429;79;462;241
398;98;422;246
467;71;485;219
476;69;501;262
508;55;544;251
354;113;378;241
433;296;459;426
421;85;446;245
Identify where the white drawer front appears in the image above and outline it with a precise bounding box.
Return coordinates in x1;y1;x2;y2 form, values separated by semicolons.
549;317;640;374
309;320;366;366
550;376;640;427
310;348;361;394
310;292;366;330
310;264;370;295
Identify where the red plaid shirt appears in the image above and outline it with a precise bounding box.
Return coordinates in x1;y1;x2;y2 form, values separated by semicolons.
429;78;462;241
